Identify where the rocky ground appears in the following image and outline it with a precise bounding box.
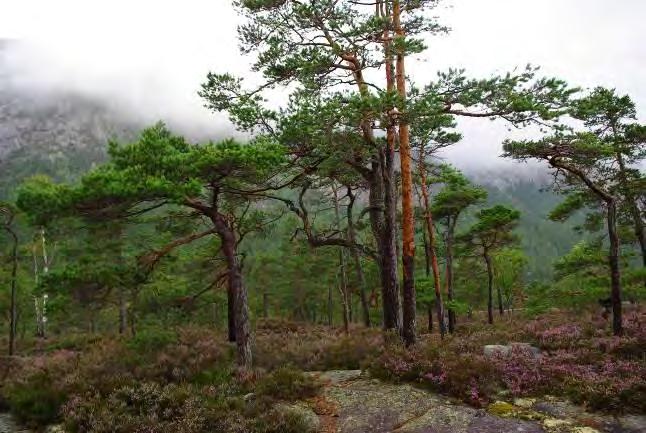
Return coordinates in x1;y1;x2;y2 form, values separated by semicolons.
304;370;646;433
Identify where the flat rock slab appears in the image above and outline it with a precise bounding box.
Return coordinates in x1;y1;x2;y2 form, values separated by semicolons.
315;371;645;433
0;413;30;433
318;372;546;433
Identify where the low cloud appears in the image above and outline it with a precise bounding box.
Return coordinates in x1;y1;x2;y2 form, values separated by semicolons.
1;0;644;171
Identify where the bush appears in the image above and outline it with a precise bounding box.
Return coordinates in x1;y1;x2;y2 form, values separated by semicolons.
6;372;67;426
256;367;321;401
126;326;176;353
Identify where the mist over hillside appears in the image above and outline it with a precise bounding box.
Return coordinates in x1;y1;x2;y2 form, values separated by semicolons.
0;37;583;280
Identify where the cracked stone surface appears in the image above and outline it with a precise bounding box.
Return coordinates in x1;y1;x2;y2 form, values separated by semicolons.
310;371;646;433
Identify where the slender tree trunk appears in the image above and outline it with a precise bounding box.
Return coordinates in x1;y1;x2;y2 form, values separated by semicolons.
484;250;494;325
347;188;371;327
227;284;236;342
344;4;400;335
333;186;350;334
379;8;403;335
393;0;416;347
422;230;431;277
607;200;623;336
212;213;252;368
338;252;350;334
418;152;445;338
368;162;401;333
497;284;504;316
422;231;434;333
7;227;18;356
445;216;457;333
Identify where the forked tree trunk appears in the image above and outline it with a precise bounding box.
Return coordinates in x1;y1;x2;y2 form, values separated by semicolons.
212;213;252;368
393;0;417;347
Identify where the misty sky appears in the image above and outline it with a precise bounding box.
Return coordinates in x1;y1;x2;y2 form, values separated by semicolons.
1;0;645;170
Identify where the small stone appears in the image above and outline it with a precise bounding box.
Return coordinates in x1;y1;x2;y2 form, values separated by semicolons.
484;344;511;357
542;418;571;428
483;344;540;358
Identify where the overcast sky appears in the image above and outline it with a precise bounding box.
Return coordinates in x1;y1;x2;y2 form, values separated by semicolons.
1;0;645;171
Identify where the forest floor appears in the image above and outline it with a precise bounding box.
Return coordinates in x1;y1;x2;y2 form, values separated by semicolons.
0;307;644;432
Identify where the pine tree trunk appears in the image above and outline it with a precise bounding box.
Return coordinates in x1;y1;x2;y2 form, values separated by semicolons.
333;186;351;334
497;284;504;317
418;151;445;338
379;13;402;335
347;189;371;327
607;200;623;336
484;250;494;325
446;216;457;333
339;250;350;334
368;161;401;333
227;284;236;342
213;213;252;368
393;0;417;347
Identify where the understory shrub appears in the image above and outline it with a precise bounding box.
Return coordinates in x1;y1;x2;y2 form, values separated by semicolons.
256;366;321;401
370;307;646;412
